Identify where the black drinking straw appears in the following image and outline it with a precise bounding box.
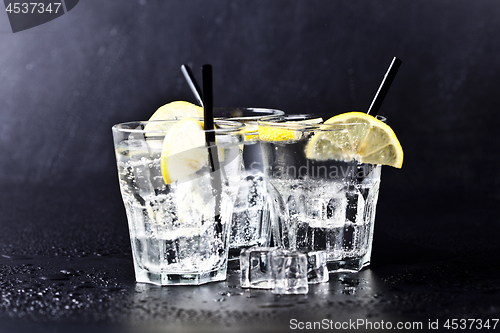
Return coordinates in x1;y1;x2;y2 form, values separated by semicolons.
202;64;216;160
202;64;222;221
181;64;204;107
367;57;402;116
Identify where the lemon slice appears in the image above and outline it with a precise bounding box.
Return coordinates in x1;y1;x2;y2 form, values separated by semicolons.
160;118;208;184
258;125;299;141
144;101;203;134
305;123;357;161
306;112;403;168
149;101;203;120
258;118;324;142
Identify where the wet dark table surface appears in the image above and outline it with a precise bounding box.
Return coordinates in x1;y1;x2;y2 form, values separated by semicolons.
1;179;499;333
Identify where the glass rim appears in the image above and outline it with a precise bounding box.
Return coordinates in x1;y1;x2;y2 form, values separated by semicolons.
112;118;245;135
214;107;284;121
258;113;386;130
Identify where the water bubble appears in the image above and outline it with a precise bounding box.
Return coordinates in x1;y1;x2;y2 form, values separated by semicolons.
60;269;80;276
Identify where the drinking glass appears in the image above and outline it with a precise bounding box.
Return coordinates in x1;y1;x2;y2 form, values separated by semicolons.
258;114;383;273
112;119;245;285
215;108;284;260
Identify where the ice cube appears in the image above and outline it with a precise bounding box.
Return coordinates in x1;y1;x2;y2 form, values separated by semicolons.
345;185;364;224
306;251;329;284
271;249;308;294
326;226;344;261
240;247;276;289
230;174;270;250
306;198;327;220
326;196;346;225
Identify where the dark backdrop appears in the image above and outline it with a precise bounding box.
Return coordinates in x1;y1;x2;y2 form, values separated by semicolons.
0;0;498;284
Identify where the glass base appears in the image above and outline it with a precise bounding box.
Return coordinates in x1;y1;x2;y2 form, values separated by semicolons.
327;257;370;273
134;264;228;286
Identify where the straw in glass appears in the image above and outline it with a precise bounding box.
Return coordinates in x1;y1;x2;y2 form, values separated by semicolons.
367;57;402;116
181;64;204;107
202;64;222;224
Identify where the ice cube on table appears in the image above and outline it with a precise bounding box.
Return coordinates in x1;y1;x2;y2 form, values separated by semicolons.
271;249;308;294
306;251;329;284
240;247;276;289
240;247;328;292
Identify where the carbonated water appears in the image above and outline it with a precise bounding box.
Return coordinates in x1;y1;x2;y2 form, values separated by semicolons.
261;137;381;272
229;139;271;259
115;134;242;285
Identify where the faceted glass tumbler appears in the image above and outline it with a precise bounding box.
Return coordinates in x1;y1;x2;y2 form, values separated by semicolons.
214;108;284;261
112;119;245;285
260;114;384;273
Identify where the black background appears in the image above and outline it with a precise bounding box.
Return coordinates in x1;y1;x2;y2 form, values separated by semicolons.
0;1;499;332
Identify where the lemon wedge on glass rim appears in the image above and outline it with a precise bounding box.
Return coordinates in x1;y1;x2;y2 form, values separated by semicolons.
142;101;207;184
144;101;204;134
305;112;403;168
160;118;208;184
145;101;229;184
149;101;203;120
